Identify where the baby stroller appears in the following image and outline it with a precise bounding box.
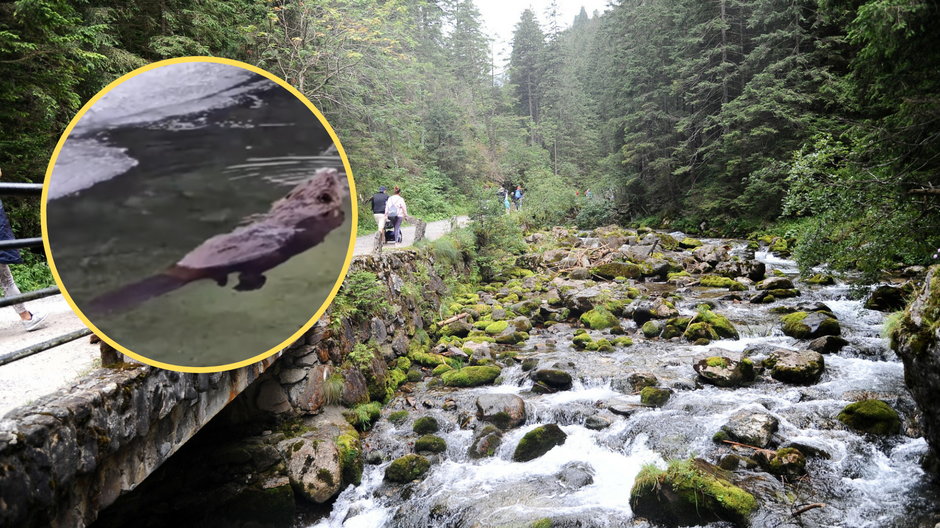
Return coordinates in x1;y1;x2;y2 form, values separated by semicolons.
385;218;403;243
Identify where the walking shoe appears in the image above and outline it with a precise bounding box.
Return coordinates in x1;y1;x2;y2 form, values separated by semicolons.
22;312;47;332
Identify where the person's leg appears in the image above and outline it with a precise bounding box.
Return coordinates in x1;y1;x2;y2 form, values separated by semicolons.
374;213;386;234
393;216;403;243
0;263;28;318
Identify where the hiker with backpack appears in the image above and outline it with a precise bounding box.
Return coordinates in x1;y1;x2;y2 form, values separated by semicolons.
368;186;390;237
512;185;524;211
385;186;408;244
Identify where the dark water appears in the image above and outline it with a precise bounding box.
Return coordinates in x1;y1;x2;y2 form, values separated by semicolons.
46;84;352;368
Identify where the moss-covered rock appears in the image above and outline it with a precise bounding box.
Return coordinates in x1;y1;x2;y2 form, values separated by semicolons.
612;336;634;347
837;399;901;435
384;454;430;483
757;276;795;290
432;363;453;376
695;306;740;339
764;349;824;384
532;369;573;391
642;320;661;338
640;386;672;407
408;350;450;367
388;410;409;425
572;333;593;349
630;459;757;527
441;365;502;387
585;338;614;352
484;320;509;335
513;424;568;462
806;273;835;285
468;424;503;458
413;416;439;435
763;447;806;477
679;237;703;249
414;435;447;454
579;306;620;330
693;356;755;387
780;311;841;339
700;275;747;291
336;430;363;487
592;262;643;280
684;322;719;343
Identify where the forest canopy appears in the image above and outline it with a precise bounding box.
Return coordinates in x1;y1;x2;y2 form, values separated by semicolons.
0;0;937;279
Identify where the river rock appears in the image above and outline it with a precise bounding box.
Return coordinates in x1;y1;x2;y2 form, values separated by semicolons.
384;454;430;483
890;265;940;465
531;369;573;392
720;411;779;448
277;436;342;503
585;415;612;430
764;349;825;384
557;462;595;489
837;399;901;435
580;306;620;330
757;276;794;290
568;267;592;280
592;261;643;280
807;335;849;354
651;298;679;318
780;311;841;339
865;285;909;312
692;244;730;267
640;387;672;407
476;394;526;429
441;319;472;338
757;447;806;477
715;260;766;282
693;355;755;387
414;435;447;454
510;316;533;332
630;458;756;527
441;366;502;387
468;425;503;458
512;424;567;462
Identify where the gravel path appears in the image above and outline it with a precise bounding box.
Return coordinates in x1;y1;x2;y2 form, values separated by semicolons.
0;216;468;416
353;216;468;255
0;294;99;416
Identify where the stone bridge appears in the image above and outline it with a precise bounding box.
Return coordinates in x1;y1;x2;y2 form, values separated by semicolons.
0;249;453;527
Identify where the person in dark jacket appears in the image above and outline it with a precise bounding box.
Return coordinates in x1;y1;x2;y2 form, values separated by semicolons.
368;186;390;237
0;168;46;332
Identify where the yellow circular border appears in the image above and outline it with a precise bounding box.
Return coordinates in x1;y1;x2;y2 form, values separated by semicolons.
40;56;358;373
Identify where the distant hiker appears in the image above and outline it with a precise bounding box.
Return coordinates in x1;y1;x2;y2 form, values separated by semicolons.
575;190;580;197
585;189;592;199
504;192;511;214
0;168;46;332
385;187;408;244
368;186;389;236
512;185;524;211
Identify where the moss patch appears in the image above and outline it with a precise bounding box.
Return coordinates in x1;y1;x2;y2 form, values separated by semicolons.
441;365;502;387
413;416;440;435
513;424;567;462
414;434;447;454
630;459;757;527
837;399;901;435
700;275;747;291
579;306;620;330
640;386;671;407
384;454;430;483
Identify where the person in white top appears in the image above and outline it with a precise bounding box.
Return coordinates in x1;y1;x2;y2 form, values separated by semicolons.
384;186;408;244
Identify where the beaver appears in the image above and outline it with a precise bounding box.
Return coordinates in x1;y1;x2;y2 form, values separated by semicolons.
83;168;347;317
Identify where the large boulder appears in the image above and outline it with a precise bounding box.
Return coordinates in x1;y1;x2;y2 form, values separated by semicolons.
764;349;824;384
865;284;909;312
720;411;779;448
630;459;756;527
693;355;755;387
512;424;567;462
837;399;901;435
384;454;430;483
890;265;940;465
592;261;643;280
476;394;526;429
780;311;841;339
807;335;849;354
532;368;573;392
757;276;794;290
277;436;342;503
692;245;730;266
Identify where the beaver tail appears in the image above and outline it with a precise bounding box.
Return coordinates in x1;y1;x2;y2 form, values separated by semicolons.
83;273;190;318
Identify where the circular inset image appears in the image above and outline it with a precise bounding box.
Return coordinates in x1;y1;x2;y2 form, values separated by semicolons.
42;58;356;372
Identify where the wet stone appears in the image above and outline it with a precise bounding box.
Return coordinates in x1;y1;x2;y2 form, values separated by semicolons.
720;410;779;448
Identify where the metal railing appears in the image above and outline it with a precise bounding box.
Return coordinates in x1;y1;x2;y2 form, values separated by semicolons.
0;182;92;367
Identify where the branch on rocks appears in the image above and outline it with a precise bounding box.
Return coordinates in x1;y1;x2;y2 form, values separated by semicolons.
720;439;776;458
437;312;469;326
791;503;826;517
